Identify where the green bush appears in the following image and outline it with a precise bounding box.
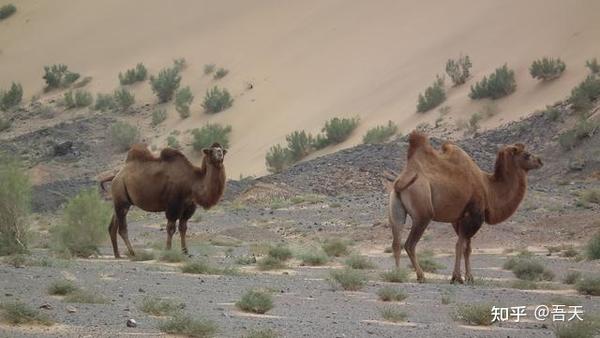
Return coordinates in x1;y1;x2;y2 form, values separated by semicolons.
236;289;273;314
48;279;78;295
64;90;93;109
43;64;80;90
504;256;554;281
191;123;231;151
570;75;600;112
159;249;187;263
213;67;229;80
265;144;291;174
469;64;516;99
417;76;446;112
544;106;561;121
167;135;180;149
377;286;407;302
344;254;375;269
446;54;472;86
110;121;140;152
362;121;398;144
529;57;566;80
159;313;216;337
586;232;600;260
268;245;292;261
558;118;598;150
453;303;493;326
322;239;349;257
380;269;409;283
140;296;181;316
0;4;16;20
175;86;194;118
319;117;360;146
204;64;216;75
202;86;233;113
379;306;407;322
94;93;115;112
0;155;31;256
51;188;111;257
152;109;167;126
329;268;367;291
257;256;285;270
0;301;53;326
119;63;148;85
286;130;314;161
298;250;328;266
0;82;23;111
150;67;181;102
586;58;600;74
113;87;135;111
182;259;218;274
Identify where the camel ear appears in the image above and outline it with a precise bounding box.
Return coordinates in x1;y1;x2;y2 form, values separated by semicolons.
202;148;211;155
223;149;228;155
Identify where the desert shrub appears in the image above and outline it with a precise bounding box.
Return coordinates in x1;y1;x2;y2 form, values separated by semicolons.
175;86;194;118
380;269;409;283
319;116;360;146
113;87;135;111
213;67;229;80
166;135;180;149
202;86;233;113
553;319;600;338
469;64;516;99
286;130;314;161
329;268;367;291
151;109;167;126
150;67;181;102
63;289;107;304
43;64;80;90
64;90;93;109
51;188;111;257
182;259;218;274
559;119;598;150
110;121;140;152
0;4;16;20
446;54;472;86
257;256;285;270
576;276;600;296
0;302;53;326
570;75;600;112
140;296;180;316
508;258;554;281
204;64;216;75
417;76;446;113
173;58;187;72
544;106;561;121
235;255;256;265
191;123;231;151
322;239;349;257
159;249;187;263
453;303;493;326
119;63;148;85
377;287;407;302
298;250;328;266
159;313;217;337
236;289;273;314
0;155;31;256
585;58;600;74
564;271;582;285
362;121;398;144
48;279;78;295
379;306;407;322
586;232;600;260
344;254;375;269
0;82;23;111
94;93;115;111
416;250;444;273
268;245;292;261
265;144;291;174
0;117;10;132
529;57;566;80
130;250;155;261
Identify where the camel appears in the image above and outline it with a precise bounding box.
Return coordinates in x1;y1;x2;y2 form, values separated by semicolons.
386;131;542;283
99;143;227;258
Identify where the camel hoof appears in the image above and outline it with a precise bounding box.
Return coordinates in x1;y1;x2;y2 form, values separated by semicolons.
465;275;474;284
450;276;464;284
417;276;426;283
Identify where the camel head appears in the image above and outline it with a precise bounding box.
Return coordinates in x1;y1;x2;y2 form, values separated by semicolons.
503;143;543;171
202;142;227;168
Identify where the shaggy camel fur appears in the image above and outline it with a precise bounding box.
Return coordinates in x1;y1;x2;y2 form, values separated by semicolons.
100;143;226;258
387;132;542;283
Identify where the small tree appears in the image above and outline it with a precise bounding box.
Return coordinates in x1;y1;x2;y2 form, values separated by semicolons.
362;121;398;144
0;155;31;255
446;54;472;86
110;122;140;152
94;93;115;112
417;76;446;112
43;64;80;90
113;87;135;111
175;86;194;118
150;67;181;102
151;109;167;126
0;4;16;20
529;57;566;80
118;63;148;85
192;123;232;151
202;86;233;113
0;82;23;111
585;58;600;74
320;116;360;144
51;188;111;257
469;64;516;99
286;130;314;161
265;144;291;173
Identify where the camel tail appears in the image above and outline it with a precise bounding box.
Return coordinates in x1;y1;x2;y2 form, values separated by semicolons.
99;174;116;192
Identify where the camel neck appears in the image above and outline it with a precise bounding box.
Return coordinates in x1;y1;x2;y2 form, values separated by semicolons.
485;167;527;225
193;160;225;209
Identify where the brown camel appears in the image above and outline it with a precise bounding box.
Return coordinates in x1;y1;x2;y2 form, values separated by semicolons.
100;142;227;258
387;131;542;283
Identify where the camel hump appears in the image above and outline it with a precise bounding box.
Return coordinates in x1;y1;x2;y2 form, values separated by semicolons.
126;143;157;162
160;148;187;162
407;131;431;159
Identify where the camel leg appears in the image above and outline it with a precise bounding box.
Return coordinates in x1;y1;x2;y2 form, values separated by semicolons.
108;214;120;258
451;234;465;284
464;238;474;283
179;204;197;255
388;191;407;268
165;219;177;250
116;207;135;257
404;218;432;283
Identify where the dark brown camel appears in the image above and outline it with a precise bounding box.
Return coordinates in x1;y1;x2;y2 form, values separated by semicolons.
100;143;227;258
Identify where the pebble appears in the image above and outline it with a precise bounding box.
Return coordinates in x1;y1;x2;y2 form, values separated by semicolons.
67;306;77;313
126;319;137;328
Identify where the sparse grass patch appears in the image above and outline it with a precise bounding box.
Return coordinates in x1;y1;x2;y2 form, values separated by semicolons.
244;328;279;338
362;121;398;144
564;271;582;285
329;268;367;291
119;63;147;85
64;290;108;304
152;108;167;126
380;269;409;283
559;120;599;151
469;64;516;99
110;121;140;152
322;239;349;257
203;64;216;75
553;315;600;338
113;87;135;111
562;247;579;258
268;245;292;261
235;256;256;265
379;306;407;322
510;259;554;281
415;250;444;273
202;86;233;114
377;287;407;302
510;280;538;290
257;256;285;271
529;57;566;80
586;232;600;260
344;254;375;269
453;303;493;326
181;259;217;274
298;250;328;266
0;302;52;326
192;123;231;151
64;90;93;109
139;296;181;316
159;313;217;337
213;67;229;80
0;154;29;256
48;279;78;295
586;58;600;74
0;82;23;111
159;249;187;263
236;289;273;314
3;254;29;267
576;276;600;296
94;93;115;112
130;250;155;261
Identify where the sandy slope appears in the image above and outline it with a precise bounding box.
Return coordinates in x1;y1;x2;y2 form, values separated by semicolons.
1;0;600;176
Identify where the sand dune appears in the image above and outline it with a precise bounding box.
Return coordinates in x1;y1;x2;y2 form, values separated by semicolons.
2;0;600;176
